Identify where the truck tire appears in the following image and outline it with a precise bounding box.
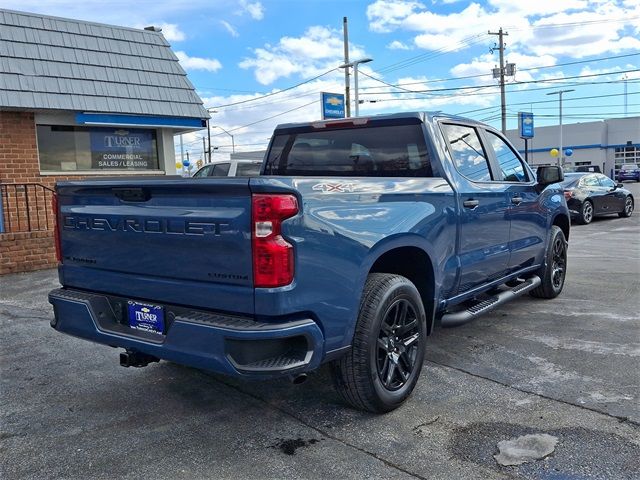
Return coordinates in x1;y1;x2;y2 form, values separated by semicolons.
332;273;427;413
530;226;567;299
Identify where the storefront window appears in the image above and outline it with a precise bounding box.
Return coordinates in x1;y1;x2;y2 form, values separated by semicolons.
37;125;160;172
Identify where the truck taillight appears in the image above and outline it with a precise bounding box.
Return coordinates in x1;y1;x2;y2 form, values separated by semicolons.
252;194;298;288
51;193;61;263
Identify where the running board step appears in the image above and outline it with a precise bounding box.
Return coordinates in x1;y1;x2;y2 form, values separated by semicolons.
440;275;541;328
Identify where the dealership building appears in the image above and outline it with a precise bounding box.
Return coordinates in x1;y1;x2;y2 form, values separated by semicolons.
506;116;640;177
0;9;208;274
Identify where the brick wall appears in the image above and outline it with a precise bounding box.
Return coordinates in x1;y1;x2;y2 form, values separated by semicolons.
0;231;57;275
0;112;124;273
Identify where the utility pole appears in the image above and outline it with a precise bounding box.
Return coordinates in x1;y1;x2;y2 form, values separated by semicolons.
343;17;351;117
202;137;206;161
546;89;574;166
489;28;508;133
179;134;184;164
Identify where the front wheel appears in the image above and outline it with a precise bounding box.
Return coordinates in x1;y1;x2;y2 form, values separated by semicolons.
619;196;634;218
530;226;567;299
332;273;427;413
577;200;594;224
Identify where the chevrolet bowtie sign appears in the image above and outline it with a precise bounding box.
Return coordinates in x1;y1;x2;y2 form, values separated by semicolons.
321;92;345;119
518;112;535;139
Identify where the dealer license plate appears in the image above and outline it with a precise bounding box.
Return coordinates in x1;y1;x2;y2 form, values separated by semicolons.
127;301;165;335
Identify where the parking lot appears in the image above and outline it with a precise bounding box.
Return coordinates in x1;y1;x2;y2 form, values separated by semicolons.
1;183;639;480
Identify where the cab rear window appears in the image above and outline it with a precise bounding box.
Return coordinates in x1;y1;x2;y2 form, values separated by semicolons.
263;124;433;177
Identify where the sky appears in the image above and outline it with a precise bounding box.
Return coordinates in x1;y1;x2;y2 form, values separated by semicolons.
2;0;640;162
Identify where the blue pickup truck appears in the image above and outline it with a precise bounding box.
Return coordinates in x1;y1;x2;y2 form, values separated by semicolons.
49;112;570;412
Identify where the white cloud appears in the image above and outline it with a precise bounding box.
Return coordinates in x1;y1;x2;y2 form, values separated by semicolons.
450;52;558;83
486;0;586;16
175;51;222;72
387;40;411;50
526;9;640;57
220;20;239;38
239;26;367;85
157;23;186;42
132;22;185;41
366;0;640;60
367;0;425;33
238;0;265;20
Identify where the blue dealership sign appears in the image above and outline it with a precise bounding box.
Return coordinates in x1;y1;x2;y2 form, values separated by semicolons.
89;128;157;170
518;112;534;139
321;92;345;119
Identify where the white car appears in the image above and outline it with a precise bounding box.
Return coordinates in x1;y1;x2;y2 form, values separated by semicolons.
193;159;262;177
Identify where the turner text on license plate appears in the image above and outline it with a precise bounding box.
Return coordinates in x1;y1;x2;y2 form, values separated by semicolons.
128;301;164;334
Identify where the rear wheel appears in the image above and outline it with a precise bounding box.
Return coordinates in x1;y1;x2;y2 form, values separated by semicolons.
332;273;427;413
530;226;567;299
619;196;634;218
577;200;594;224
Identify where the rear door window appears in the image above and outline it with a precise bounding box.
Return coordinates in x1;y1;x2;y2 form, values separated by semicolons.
211;163;231;176
441;124;492;182
236;162;262;176
264;123;433;177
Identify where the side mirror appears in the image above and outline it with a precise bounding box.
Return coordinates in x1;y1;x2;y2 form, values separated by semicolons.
617;183;624;189
536;165;564;186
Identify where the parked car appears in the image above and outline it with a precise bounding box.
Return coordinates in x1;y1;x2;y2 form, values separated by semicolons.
617;164;640;182
561;172;634;224
193;159;262;177
49;112;570;412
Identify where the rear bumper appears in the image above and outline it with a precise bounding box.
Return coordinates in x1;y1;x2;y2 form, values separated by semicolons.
48;288;324;378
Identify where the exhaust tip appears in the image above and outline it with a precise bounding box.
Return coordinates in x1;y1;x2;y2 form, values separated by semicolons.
291;373;308;385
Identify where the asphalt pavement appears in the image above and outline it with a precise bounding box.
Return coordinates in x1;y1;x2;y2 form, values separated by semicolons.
1;183;639;480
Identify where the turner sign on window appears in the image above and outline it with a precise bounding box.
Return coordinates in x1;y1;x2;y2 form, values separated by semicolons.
90;128;156;169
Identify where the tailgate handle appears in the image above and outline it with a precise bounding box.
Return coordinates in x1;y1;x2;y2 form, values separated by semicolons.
113;188;151;202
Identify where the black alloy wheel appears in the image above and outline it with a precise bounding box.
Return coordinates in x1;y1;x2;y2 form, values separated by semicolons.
619;196;634;218
376;299;420;391
550;233;567;291
332;273;427;413
579;200;594;224
531;226;568;299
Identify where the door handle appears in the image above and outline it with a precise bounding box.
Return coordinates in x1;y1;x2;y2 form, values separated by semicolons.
511;196;523;205
463;199;479;209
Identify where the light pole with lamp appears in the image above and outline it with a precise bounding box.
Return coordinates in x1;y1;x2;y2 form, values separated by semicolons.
212;125;235;154
546;89;574;166
205;108;236;161
339;58;372;117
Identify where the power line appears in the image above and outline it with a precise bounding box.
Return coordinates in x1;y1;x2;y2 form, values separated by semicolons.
359;52;640;91
208;68;338;109
359;68;640;96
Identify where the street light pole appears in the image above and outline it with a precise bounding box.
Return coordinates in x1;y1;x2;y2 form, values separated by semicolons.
213;125;235;153
546;89;574;166
339;58;372;117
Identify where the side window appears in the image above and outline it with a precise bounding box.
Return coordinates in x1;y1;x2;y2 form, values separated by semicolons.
193;165;212;178
211;163;231;176
442;124;492;182
597;175;615;189
582;175;600;187
486;131;528;182
236;162;261;176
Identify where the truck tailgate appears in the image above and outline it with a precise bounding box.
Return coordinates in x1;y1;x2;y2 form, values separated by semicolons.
56;177;254;314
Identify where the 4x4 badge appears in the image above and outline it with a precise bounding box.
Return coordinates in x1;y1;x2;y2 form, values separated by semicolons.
312;183;356;193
